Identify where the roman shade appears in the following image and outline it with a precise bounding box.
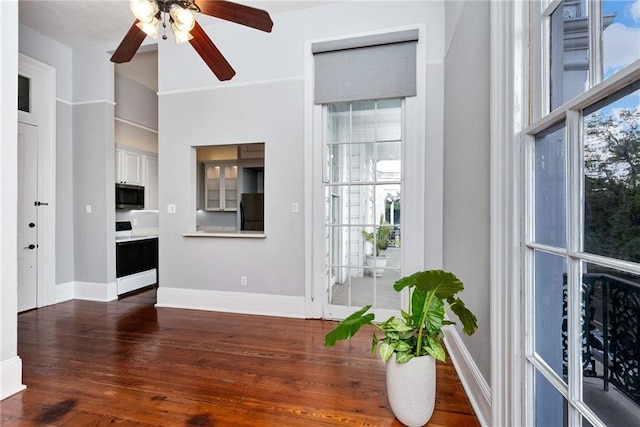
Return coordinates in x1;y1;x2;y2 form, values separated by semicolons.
312;29;418;104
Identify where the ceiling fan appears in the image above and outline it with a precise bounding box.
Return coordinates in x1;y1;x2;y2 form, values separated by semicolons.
111;0;273;81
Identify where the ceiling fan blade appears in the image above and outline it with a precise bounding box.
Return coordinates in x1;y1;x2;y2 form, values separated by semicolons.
111;20;147;63
189;21;236;81
196;0;273;33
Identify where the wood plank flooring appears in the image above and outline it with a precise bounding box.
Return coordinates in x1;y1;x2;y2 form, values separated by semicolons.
0;288;479;426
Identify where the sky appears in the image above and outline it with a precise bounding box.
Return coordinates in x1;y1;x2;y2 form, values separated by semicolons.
603;0;640;77
600;1;640;113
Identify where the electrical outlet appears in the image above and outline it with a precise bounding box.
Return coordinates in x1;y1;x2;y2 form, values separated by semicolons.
240;276;247;286
167;204;176;214
85;204;92;214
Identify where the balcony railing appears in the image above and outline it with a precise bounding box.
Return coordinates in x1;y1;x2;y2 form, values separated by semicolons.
562;273;640;406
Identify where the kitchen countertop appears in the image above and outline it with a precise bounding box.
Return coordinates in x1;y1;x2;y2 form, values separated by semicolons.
182;230;266;239
116;235;158;243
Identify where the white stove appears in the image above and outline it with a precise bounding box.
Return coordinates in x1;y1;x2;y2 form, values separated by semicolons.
115;220;158;296
115;221;133;241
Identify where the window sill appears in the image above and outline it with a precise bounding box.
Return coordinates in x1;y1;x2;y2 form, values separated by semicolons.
183;230;266;239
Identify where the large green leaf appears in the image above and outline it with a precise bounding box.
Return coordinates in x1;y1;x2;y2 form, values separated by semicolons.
447;297;478;336
424;297;445;335
393;272;419;292
324;305;375;347
410;288;426;326
414;270;464;299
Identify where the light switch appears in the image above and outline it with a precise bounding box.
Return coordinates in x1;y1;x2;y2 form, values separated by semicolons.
292;202;299;213
85;204;92;214
167;204;176;214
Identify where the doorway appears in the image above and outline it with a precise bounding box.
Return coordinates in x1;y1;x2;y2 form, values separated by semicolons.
321;100;404;320
17;54;56;310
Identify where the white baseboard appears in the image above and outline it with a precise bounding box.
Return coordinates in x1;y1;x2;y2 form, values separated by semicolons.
443;326;492;427
156;287;306;318
55;281;74;303
74;281;118;302
0;356;26;400
117;269;156;295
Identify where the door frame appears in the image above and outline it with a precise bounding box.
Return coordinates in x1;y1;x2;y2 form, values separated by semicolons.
303;24;434;319
18;54;56;308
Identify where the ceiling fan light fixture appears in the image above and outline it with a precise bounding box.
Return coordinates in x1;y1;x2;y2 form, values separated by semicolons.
171;22;194;44
130;0;159;24
136;17;160;39
112;0;273;80
169;4;196;33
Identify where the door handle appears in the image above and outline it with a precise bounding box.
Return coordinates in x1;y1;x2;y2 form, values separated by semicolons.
24;244;36;250
34;201;49;206
28;222;36;228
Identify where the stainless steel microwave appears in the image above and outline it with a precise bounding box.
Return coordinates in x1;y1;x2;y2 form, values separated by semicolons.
115;183;144;210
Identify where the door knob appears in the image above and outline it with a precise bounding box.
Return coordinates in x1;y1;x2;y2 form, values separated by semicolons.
28;222;35;228
24;244;36;250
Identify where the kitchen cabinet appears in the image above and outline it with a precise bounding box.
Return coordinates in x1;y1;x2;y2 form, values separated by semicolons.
144;155;158;210
115;147;143;185
204;162;238;211
115;146;159;210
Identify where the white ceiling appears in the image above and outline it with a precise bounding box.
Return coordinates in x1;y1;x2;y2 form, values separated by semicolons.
19;1;333;90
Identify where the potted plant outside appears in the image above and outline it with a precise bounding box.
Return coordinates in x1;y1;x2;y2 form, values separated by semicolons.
361;215;394;276
324;270;478;427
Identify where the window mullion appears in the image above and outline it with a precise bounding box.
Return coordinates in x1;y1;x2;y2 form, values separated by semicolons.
524;134;536;246
588;0;604;87
566;110;583;257
566;109;583;425
540;1;552;118
523;130;536;427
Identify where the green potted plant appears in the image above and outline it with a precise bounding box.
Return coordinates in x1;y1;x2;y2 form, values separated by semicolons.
361;215;394;276
324;269;478;427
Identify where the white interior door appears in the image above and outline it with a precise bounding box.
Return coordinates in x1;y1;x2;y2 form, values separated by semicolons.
17;122;39;312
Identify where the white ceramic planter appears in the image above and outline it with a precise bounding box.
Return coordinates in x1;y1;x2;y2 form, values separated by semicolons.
364;255;388;276
386;353;436;427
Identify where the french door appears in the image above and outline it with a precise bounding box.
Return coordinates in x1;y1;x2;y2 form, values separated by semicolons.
321;99;403;320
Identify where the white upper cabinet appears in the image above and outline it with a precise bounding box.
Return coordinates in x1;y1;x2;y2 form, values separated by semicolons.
204;162;238;211
115;147;144;185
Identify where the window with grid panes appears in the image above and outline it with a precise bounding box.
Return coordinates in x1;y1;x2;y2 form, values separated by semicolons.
525;1;640;426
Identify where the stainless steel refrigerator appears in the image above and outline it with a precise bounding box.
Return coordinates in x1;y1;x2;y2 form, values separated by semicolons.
240;193;264;231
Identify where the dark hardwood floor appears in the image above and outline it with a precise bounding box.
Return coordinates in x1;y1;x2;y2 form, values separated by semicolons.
1;288;479;426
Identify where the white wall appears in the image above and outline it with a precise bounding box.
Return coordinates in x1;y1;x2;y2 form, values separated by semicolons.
115;74;158;130
114;74;158;154
71;45;118;290
160;1;444;92
157;2;445;302
443;0;491;382
1;0;25;400
159;80;305;295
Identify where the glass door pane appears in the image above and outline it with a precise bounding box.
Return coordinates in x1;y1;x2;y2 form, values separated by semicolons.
224;166;237;211
205;165;221;210
324;100;402;314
